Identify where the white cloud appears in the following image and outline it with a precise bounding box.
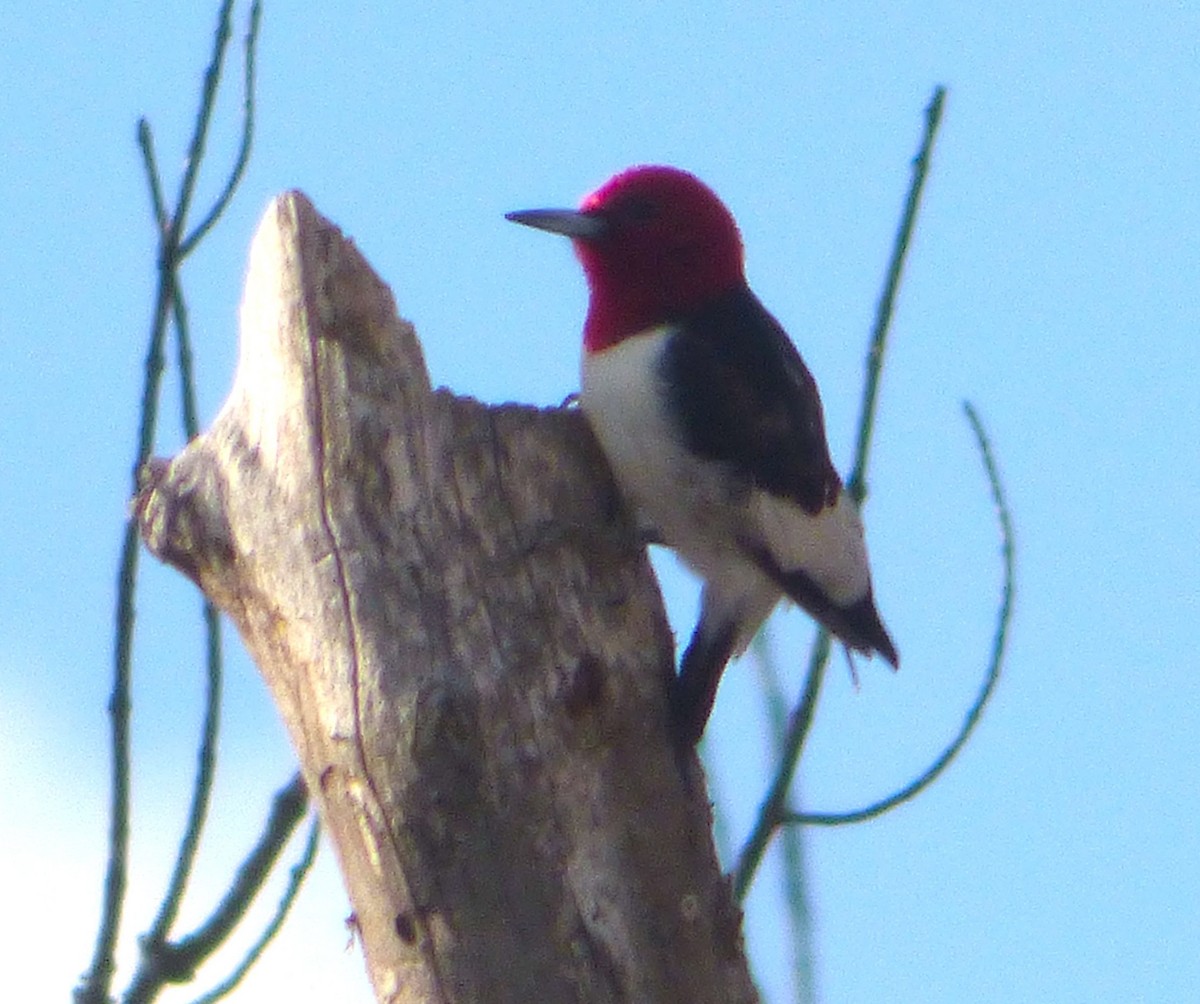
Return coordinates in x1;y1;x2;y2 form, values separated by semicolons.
0;678;374;1003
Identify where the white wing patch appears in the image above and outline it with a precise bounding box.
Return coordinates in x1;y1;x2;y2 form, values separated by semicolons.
750;489;870;607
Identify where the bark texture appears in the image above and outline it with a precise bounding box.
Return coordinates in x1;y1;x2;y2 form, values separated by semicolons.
134;191;758;1004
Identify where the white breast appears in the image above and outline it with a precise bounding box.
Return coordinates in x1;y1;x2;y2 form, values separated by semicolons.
580;329;680;521
580;330;773;609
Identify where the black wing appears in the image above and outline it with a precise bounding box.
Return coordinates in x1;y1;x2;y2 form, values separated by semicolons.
661;284;842;515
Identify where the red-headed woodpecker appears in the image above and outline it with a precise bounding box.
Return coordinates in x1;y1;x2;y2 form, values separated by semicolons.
507;165;898;744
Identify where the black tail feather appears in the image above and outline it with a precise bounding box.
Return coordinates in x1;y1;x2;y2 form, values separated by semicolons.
738;540;898;668
766;562;898;668
833;591;899;668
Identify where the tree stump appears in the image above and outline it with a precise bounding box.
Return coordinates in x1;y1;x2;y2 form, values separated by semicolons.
133;191;758;1004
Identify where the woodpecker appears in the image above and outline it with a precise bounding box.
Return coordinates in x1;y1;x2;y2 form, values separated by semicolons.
507;165;898;744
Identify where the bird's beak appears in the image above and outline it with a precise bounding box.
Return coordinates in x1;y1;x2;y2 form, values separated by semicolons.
505;208;607;241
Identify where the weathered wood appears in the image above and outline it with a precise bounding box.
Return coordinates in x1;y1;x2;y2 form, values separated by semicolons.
134;191;758;1004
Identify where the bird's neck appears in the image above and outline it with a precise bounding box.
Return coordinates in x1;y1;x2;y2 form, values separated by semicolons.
583;278;747;353
582;295;659;353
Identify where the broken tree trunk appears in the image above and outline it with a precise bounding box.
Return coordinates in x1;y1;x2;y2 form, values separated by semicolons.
133;192;758;1004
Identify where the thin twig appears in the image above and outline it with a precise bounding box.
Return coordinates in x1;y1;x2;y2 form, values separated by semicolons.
76;5;259;1001
189;817;323;1004
140;228;226;957
140;600;224;948
167;97;232;937
732;634;830;900
174;269;201;439
128;0;245;963
731;85;947;901
846;85;945;504
74;124;179;1004
137;120;170;235
785;402;1014;826
124;776;311;1004
749;633;817;1004
167;0;237;257
181;0;262;258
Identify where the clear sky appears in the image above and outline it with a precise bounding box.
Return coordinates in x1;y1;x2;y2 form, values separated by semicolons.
2;3;1198;1002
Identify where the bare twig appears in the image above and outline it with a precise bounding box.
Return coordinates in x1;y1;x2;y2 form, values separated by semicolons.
189;816;322;1004
132;0;245;957
749;633;817;1003
76;4;267;1001
732;635;831;899
124;776;311;1004
731;85;947;901
785;402;1014;827
181;0;262;258
847;86;946;504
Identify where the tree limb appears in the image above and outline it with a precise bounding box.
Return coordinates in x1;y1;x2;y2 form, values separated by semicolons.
134;191;757;1004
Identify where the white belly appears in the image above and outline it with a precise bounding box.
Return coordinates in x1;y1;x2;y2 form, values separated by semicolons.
580;329;775;618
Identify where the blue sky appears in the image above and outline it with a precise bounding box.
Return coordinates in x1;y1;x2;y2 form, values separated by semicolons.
2;3;1198;1002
